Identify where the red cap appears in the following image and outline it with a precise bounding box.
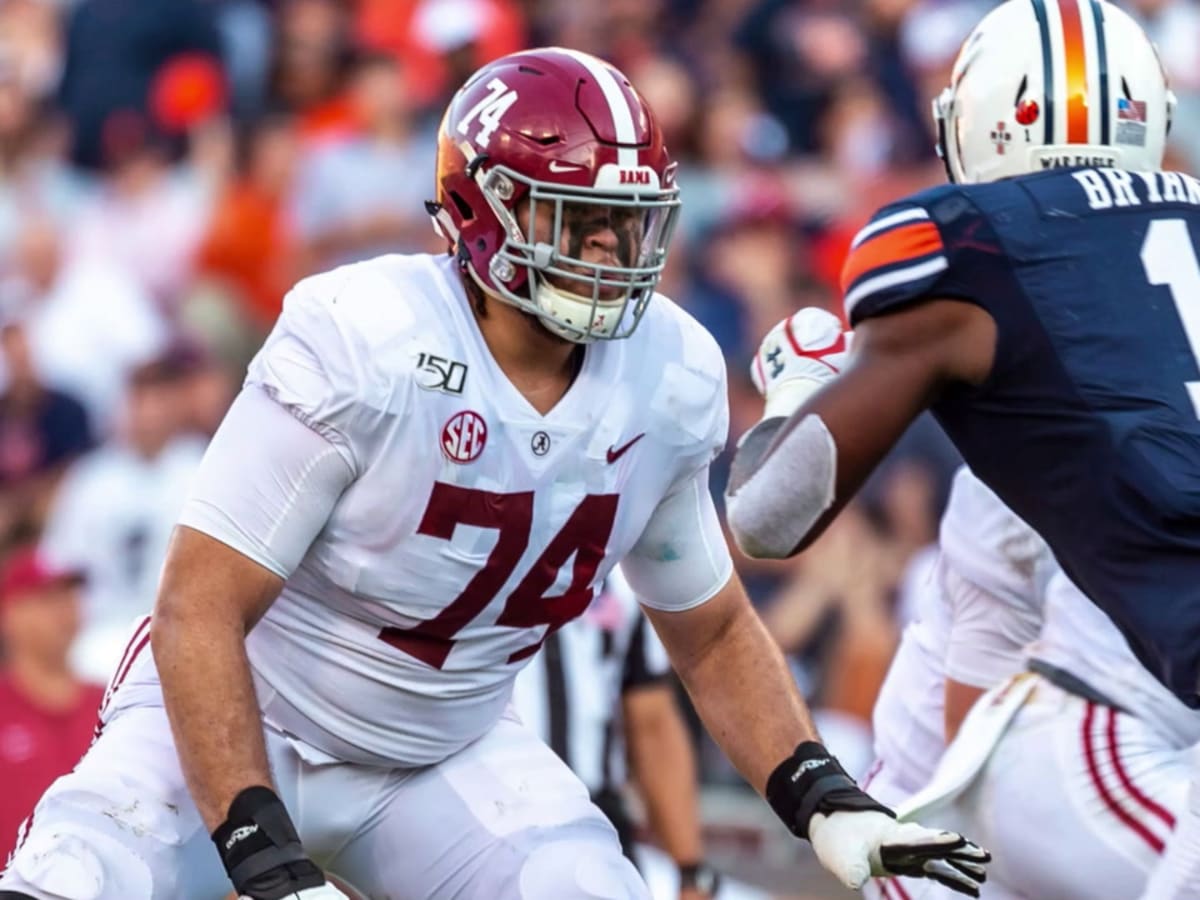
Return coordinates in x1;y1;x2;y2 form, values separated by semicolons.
150;53;227;133
0;546;85;608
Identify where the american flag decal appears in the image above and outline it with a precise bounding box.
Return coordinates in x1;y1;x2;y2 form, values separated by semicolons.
1117;98;1146;123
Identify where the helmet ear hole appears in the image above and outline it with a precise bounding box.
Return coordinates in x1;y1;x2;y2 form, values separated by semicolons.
449;191;474;221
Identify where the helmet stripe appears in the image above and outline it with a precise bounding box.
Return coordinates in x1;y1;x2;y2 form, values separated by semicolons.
1030;0;1055;144
1057;0;1090;143
552;49;639;168
1089;0;1111;144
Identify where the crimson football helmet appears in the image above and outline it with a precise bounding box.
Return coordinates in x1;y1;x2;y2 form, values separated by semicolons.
429;47;681;343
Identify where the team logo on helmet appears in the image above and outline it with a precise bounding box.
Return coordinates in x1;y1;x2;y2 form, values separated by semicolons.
1015;99;1039;126
933;0;1174;184
990;121;1013;155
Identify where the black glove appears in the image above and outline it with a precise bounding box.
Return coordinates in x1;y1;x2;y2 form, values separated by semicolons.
212;786;327;900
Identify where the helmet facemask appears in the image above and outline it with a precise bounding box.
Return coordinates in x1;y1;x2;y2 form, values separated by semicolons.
471;164;682;343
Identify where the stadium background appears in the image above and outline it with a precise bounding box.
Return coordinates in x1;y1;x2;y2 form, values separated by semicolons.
0;0;1198;895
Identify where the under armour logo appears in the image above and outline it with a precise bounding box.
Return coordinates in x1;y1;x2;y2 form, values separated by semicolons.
766;346;784;378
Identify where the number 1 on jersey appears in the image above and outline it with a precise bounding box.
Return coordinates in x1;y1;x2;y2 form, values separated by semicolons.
1141;218;1200;417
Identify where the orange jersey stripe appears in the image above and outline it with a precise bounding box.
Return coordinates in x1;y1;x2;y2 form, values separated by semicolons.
1058;0;1089;143
841;221;944;293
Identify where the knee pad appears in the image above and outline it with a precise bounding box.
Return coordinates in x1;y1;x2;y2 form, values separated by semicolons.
518;837;648;900
8;825;152;900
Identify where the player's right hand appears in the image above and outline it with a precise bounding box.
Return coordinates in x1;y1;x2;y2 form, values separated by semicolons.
214;786;349;900
750;307;852;420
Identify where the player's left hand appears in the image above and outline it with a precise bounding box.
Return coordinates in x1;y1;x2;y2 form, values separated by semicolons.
750;307;852;420
215;786;353;900
808;810;990;897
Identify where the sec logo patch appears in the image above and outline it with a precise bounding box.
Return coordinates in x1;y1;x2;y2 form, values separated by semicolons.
442;410;488;463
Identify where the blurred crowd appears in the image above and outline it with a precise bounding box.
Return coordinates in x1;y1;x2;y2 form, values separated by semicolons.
3;0;1200;850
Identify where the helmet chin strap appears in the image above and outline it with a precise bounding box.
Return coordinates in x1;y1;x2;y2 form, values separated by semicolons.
932;90;960;184
534;275;634;344
463;249;628;344
424;200;460;244
935;116;959;185
461;261;593;351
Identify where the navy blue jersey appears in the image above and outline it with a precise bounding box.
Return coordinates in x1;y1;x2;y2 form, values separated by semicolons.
843;167;1200;704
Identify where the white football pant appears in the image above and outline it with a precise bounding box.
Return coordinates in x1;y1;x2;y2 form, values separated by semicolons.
1;696;646;899
908;679;1189;899
858;760;1022;900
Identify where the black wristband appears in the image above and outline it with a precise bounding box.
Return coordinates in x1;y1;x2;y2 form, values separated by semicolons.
678;861;720;894
212;786;325;900
765;741;894;841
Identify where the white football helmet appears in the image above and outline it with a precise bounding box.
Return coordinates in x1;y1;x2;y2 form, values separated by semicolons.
933;0;1177;184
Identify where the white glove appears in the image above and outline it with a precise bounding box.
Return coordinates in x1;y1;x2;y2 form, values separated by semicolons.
240;884;353;900
750;307;852;420
809;810;990;897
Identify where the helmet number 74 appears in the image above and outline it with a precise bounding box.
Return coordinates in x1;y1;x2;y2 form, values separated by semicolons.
456;77;520;150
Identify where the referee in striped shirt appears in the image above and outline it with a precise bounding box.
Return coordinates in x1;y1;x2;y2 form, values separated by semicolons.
512;567;719;900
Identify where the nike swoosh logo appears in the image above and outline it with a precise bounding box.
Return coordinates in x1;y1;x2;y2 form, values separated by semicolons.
606;433;645;464
548;160;584;173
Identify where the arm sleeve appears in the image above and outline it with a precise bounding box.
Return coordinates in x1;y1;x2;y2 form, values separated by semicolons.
622;464;734;613
177;386;355;579
942;562;1044;689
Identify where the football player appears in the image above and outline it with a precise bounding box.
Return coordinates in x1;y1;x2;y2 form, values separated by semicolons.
743;309;1195;898
861;466;1054;900
868;467;1195;899
0;50;986;900
725;0;1200;893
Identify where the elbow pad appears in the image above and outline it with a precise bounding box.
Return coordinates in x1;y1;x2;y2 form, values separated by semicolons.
725;413;837;558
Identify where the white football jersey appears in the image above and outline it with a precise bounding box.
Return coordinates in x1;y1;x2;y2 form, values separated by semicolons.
511;566;670;792
938;467;1055;611
870;549;953;795
871;467;1054;794
938;467;1056;690
180;253;729;767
